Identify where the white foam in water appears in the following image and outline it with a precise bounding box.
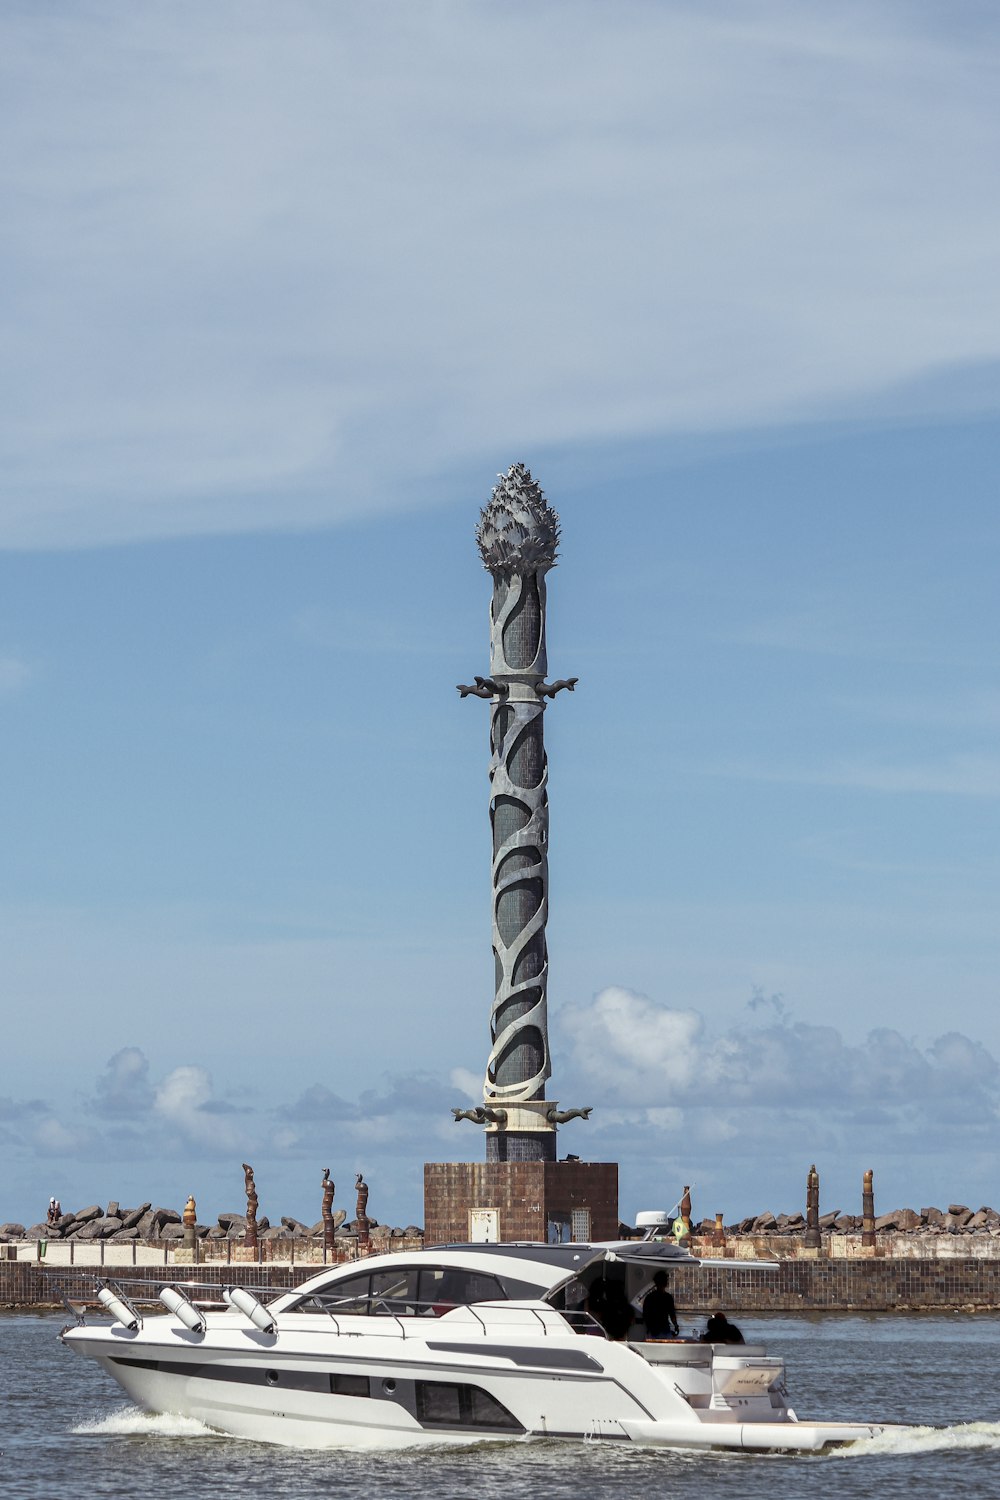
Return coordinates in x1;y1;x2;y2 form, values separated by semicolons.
72;1405;218;1440
836;1421;1000;1459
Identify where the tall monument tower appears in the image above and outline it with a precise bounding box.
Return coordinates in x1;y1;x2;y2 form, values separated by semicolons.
424;464;617;1243
455;463;583;1162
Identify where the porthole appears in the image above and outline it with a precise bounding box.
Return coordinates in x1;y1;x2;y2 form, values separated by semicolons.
265;1369;280;1386
381;1378;397;1395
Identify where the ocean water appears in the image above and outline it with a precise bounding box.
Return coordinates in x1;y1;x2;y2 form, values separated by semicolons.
3;1311;1000;1499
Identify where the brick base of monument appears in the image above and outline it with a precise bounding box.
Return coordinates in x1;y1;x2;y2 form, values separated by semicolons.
423;1159;619;1245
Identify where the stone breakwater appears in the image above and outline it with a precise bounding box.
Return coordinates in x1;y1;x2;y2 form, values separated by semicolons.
0;1200;423;1260
706;1202;1000;1240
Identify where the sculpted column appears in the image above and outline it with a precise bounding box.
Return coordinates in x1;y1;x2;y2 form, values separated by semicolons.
455;463;588;1162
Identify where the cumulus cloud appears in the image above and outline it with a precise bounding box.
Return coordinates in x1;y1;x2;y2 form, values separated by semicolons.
2;2;999;548
560;986;1000;1141
151;1065;249;1152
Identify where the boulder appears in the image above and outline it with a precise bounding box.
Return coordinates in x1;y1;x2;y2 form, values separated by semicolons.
160;1222;185;1240
404;1225;422;1237
217;1212;246;1230
922;1206;944;1226
206;1227;228;1240
819;1211;841;1230
106;1201;120;1218
948;1203;970;1216
23;1223;51;1240
0;1223;26;1239
753;1212;776;1232
150;1207;181;1233
120;1203;152;1231
74;1204;103;1224
110;1227;141;1241
833;1215;854;1232
74;1220;107;1240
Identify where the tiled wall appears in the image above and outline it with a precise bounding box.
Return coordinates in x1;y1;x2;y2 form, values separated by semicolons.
423;1160;619;1244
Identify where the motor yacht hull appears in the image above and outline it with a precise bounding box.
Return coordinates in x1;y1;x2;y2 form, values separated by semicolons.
61;1244;897;1454
65;1317;887;1454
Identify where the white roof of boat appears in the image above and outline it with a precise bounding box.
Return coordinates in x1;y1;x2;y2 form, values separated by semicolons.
269;1239;716;1311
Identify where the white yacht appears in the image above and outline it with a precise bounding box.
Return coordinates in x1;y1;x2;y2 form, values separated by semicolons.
62;1239;890;1452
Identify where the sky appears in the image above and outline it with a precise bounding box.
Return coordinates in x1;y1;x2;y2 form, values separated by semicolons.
2;1;999;1232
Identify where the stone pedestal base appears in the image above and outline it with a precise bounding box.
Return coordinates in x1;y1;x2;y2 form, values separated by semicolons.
798;1246;821;1259
424;1159;618;1245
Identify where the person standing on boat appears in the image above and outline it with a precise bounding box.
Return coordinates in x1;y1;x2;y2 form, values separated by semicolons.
641;1270;679;1339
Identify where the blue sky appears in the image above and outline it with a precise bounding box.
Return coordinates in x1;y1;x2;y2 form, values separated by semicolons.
2;1;999;1231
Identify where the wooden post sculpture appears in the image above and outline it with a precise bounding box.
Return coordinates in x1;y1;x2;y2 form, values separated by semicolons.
804;1164;821;1249
321;1168;336;1257
862;1168;876;1248
242;1162;259;1254
183;1194;197;1257
355;1172;370;1249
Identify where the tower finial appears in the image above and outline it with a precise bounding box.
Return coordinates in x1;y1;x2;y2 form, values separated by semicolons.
476;461;560;575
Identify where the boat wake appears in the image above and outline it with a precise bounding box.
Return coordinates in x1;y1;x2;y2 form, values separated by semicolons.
837;1421;1000;1458
72;1406;218;1440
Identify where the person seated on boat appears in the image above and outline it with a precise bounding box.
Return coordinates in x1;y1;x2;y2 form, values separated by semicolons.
700;1311;745;1344
640;1270;679;1339
586;1277;634;1340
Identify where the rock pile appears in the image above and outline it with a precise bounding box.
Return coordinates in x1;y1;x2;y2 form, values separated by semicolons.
0;1204;424;1245
701;1205;1000;1238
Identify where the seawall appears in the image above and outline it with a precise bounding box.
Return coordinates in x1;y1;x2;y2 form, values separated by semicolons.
7;1256;1000;1312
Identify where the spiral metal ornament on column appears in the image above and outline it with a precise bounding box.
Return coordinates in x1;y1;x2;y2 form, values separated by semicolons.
456;463;590;1162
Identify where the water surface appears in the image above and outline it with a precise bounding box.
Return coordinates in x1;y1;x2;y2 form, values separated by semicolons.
4;1312;1000;1499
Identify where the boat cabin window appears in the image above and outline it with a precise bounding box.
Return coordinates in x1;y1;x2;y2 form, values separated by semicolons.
285;1265;508;1316
415;1380;522;1431
292;1271;373;1314
418;1268;505;1311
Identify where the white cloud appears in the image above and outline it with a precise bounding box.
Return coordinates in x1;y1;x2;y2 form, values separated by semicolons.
1;2;999;548
561;986;1000;1127
449;1068;482;1102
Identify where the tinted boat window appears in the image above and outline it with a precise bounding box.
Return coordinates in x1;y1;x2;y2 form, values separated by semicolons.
416;1380;522;1431
287;1273;371;1313
330;1372;370;1397
418;1268;506;1311
370;1267;420;1315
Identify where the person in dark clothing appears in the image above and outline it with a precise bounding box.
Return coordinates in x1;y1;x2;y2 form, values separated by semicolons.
641;1270;679;1339
587;1277;634;1340
701;1311;745;1344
